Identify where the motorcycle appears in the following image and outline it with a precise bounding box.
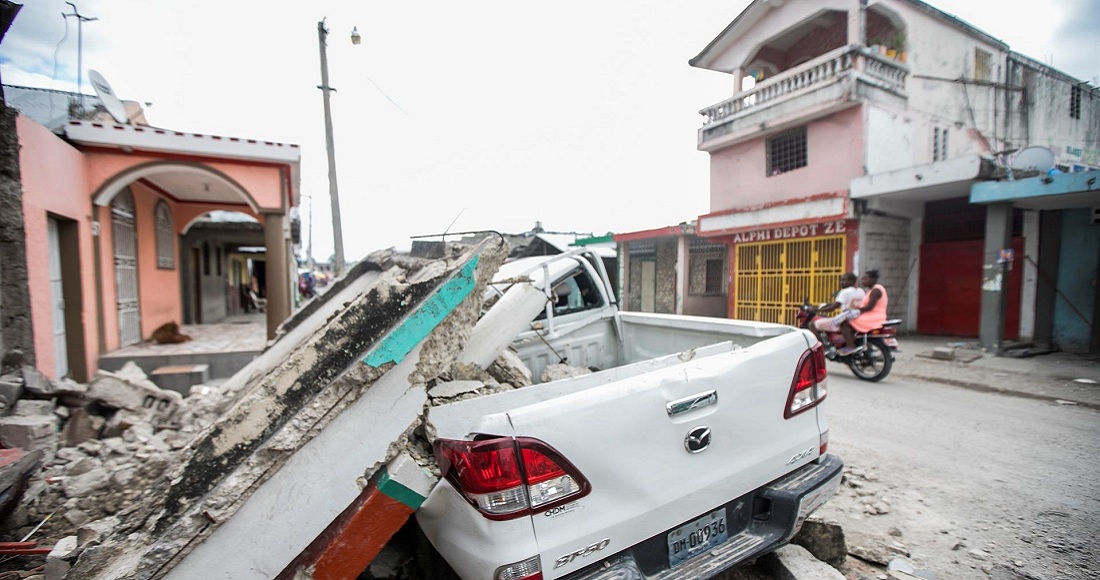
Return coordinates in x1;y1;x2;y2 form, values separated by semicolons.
796;300;901;382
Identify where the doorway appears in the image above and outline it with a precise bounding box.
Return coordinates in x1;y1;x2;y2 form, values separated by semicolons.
111;190;141;346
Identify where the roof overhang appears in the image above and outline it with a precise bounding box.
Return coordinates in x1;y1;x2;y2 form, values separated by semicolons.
970;170;1100;210
66;120;302;209
614;223;696;242
850;154;991;202
64;121;301;165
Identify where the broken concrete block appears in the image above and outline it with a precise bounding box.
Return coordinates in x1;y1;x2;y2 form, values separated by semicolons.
62;467;111;498
540;363;592;383
65;457;100;477
0;375;23;414
61;408;104;448
932;347;956;360
45;535;79;580
428;380;484;399
78;516;121;548
87;371;181;424
116;361;150;382
13;399;55;417
793;516;847;565
0;415;59;449
101;410;147;439
767;544;845;580
847;529;910;566
22;365;56;396
488;348;532;387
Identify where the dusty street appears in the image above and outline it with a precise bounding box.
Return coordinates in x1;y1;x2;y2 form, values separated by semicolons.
815;372;1100;579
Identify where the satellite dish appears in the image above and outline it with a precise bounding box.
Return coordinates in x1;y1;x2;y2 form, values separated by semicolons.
1011;146;1055;173
89;70;129;124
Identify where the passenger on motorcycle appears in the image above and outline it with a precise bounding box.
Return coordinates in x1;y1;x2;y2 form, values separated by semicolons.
840;270;889;355
811;273;865;352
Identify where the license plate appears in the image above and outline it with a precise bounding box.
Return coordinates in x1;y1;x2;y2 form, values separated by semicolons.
667;508;728;567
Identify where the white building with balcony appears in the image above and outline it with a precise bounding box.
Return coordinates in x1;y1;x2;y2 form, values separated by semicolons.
689;0;1099;352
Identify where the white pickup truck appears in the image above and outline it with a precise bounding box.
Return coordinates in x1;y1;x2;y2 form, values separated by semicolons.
416;248;843;580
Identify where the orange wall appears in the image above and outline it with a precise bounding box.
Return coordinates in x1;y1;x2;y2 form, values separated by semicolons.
83;152;288;211
16;115;289;381
17;117;99;380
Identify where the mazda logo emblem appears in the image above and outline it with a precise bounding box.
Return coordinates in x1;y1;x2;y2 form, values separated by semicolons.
684;426;711;454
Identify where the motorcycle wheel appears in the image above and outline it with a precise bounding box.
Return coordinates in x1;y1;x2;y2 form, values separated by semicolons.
848;338;892;382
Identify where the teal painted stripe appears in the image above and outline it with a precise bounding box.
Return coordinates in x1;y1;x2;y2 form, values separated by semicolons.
363;255;480;368
376;466;427;510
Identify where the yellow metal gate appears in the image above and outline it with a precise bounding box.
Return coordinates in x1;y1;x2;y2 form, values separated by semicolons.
734;235;846;325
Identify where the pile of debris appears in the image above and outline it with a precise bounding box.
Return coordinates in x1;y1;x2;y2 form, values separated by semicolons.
0;239;554;579
0;354;238;577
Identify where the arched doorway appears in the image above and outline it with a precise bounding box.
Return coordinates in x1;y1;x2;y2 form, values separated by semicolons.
111;188;142;346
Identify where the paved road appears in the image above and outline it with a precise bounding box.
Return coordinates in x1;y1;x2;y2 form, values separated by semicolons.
815;372;1100;579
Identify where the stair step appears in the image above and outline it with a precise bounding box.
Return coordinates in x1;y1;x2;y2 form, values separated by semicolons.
150;364;210;396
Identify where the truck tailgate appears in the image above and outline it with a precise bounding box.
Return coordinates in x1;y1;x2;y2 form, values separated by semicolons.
507;330;822;578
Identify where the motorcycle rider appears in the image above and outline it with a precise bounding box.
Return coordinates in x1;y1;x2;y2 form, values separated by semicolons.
811;273;864;352
840;269;889;355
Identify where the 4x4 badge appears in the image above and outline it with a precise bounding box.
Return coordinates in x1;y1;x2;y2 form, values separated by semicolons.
685;426;711;453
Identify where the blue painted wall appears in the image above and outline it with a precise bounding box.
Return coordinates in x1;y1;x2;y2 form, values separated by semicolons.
1053;209;1099;352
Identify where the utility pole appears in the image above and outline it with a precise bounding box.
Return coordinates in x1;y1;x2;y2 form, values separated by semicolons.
63;2;97;112
317;19;345;276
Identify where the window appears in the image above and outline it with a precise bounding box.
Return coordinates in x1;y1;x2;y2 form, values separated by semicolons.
974;48;992;82
766;127;807;176
538;268;604;320
203;243;210;276
155;202;175;269
933;127;949;162
689;240;727;296
1070;85;1082;119
705;259;724;294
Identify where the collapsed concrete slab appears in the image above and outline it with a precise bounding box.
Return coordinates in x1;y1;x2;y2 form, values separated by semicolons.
67;239;508;580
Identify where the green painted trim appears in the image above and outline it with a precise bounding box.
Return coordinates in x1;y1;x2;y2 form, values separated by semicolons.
376;466;427;510
363;255;480;368
572;233;614;246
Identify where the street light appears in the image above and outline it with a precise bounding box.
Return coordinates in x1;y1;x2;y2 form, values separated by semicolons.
316;18;358;277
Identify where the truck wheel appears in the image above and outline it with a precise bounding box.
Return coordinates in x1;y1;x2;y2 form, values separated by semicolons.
848;338;892;382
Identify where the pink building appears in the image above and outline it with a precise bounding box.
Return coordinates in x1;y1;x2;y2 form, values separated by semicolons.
687;0;1098;342
6;87;300;382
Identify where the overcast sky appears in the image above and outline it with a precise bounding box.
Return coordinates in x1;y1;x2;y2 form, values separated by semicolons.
2;0;1097;261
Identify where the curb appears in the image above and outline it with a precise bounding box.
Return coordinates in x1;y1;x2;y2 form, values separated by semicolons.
892;372;1100;411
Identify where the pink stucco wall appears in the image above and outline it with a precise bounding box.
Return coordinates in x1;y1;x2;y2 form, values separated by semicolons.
709;107;865;211
17;116;99;381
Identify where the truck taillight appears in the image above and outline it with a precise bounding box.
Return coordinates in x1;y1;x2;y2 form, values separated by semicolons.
495;556;542;580
785;343;828;419
435;436;591;520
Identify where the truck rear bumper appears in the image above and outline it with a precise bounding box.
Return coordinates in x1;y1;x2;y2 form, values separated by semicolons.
561;454;844;580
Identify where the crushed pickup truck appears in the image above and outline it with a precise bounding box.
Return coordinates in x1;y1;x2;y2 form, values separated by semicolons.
419;247;843;580
64;238;841;580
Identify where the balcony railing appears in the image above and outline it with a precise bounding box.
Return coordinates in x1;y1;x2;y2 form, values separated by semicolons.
699;45;907;129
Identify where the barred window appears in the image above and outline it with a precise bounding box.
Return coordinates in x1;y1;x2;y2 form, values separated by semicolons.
705;259;724;294
689;253;727;296
974;48;992;81
155;201;175;269
766;127;807;176
933;127;949;162
1070;85;1082;119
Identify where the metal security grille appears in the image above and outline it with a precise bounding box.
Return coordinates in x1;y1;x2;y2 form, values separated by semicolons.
734;235;846;325
766;127;807;176
112;190;142;347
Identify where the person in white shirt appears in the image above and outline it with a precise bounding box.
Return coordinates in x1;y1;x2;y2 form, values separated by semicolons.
811;272;865;344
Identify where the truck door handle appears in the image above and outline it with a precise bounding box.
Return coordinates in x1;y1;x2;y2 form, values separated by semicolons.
666;390;718;417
